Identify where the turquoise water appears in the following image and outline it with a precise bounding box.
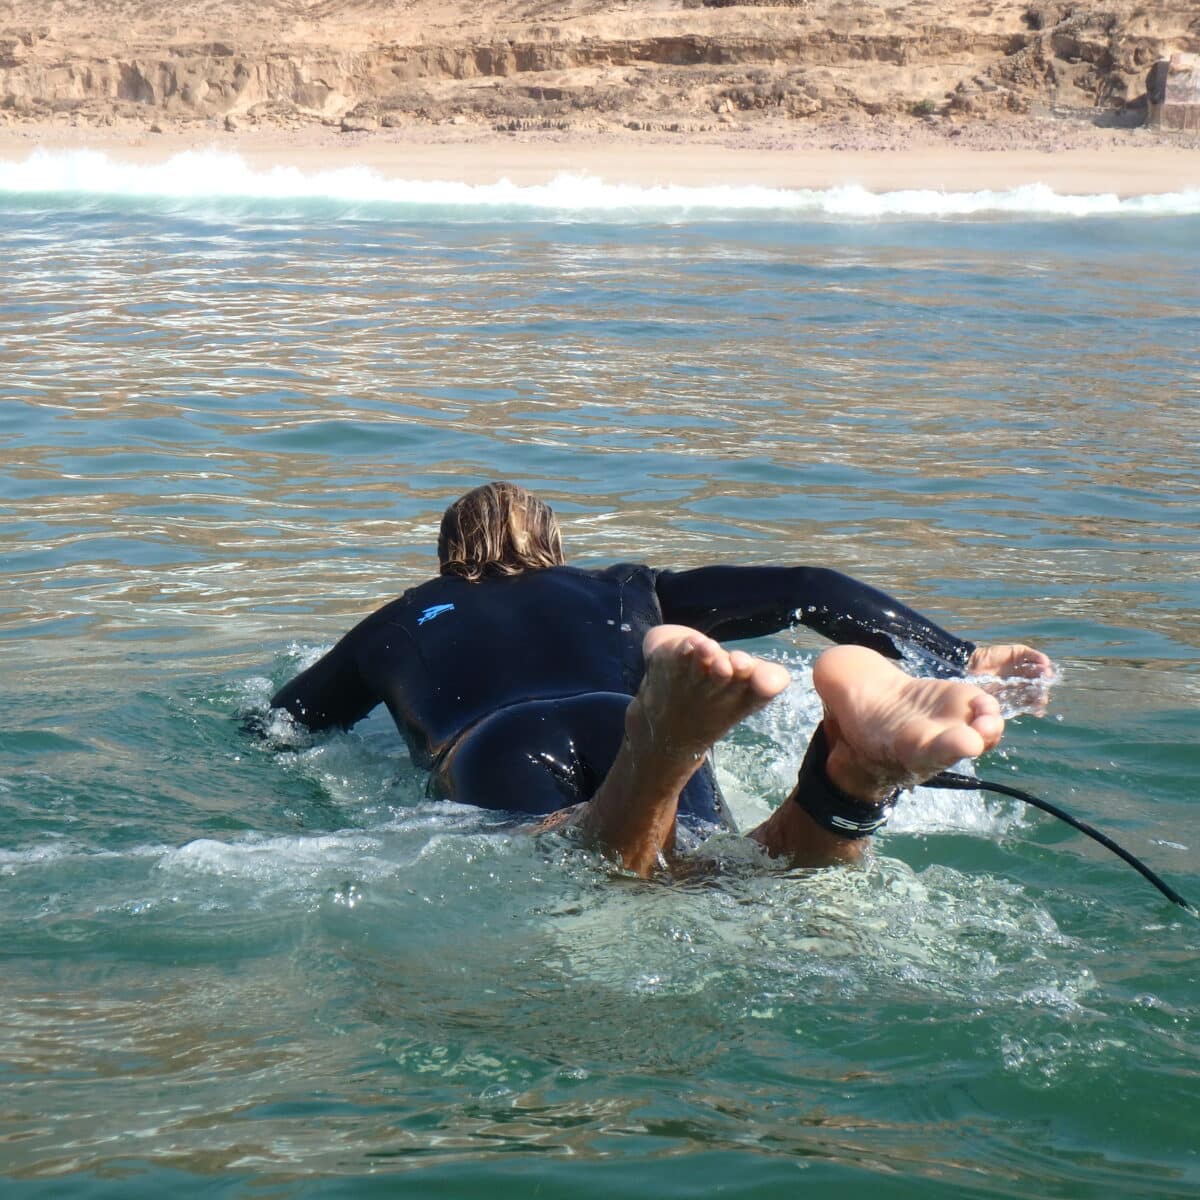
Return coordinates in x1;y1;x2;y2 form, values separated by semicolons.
1;164;1198;1197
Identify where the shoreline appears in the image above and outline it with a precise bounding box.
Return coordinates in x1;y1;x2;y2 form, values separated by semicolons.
4;125;1200;196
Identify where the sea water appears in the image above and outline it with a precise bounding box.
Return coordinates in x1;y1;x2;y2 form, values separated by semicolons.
0;151;1197;1198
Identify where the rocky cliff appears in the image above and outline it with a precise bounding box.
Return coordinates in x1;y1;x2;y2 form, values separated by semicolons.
2;1;1198;134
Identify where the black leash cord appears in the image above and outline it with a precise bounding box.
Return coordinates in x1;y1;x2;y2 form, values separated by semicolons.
926;771;1194;912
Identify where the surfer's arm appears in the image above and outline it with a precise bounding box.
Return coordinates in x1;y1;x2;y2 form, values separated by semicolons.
269;632;379;732
654;564;975;675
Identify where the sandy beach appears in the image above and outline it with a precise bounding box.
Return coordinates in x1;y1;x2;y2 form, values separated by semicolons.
4;122;1200;195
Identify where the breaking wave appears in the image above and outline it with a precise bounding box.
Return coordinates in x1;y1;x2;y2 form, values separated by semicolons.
3;148;1200;220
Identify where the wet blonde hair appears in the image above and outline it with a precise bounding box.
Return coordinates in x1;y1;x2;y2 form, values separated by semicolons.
437;482;565;582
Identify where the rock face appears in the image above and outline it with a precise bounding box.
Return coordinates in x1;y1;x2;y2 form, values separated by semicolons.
0;1;1198;132
1147;52;1200;130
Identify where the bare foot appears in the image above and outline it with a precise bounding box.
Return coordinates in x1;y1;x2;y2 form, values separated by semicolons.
575;625;790;875
751;645;1004;865
633;625;792;764
817;644;1004;801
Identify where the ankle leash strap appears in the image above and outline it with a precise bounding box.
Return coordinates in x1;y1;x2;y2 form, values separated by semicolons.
792;725;1191;910
792;722;897;839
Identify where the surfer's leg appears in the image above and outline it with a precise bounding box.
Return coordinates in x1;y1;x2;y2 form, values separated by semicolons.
553;625;790;876
748;644;1004;866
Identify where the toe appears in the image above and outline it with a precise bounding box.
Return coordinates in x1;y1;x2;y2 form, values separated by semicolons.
928;723;986;765
728;650;756;680
694;637;733;679
753;660;792;699
971;712;1005;748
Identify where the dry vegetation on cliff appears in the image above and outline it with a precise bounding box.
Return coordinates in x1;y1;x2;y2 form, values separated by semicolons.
1;1;1198;141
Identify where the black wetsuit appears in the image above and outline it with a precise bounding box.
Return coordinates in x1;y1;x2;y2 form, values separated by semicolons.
270;563;975;826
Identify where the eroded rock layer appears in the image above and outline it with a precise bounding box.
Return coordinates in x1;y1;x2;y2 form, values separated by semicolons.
1;1;1198;132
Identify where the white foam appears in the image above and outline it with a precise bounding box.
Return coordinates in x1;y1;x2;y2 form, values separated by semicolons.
160;830;392;884
0;842;73;872
3;148;1200;219
0;840;168;875
888;779;1024;836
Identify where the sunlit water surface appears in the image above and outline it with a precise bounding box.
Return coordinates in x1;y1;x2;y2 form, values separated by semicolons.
1;186;1197;1198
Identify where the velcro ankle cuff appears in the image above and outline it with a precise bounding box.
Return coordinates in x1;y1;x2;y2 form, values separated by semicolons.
792;722;896;839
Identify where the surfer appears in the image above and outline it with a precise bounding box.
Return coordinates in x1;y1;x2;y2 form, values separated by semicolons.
270;482;1051;875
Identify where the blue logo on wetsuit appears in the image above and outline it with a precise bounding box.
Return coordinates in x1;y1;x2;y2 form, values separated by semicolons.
417;603;456;626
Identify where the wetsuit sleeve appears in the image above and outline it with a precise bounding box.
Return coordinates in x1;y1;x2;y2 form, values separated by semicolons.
654;565;975;675
269;630;380;732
